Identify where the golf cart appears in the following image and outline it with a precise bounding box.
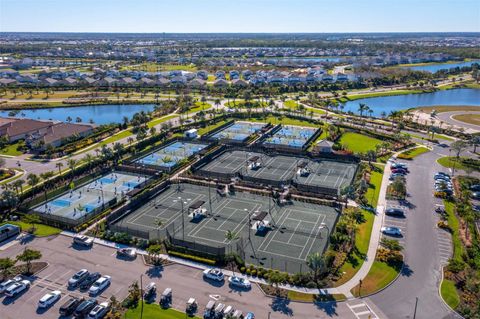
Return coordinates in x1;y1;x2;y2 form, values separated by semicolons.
143;282;156;300
159;287;172;308
186;297;198;315
203;300;216;318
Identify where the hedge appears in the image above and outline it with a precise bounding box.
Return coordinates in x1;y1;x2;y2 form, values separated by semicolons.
168;250;216;266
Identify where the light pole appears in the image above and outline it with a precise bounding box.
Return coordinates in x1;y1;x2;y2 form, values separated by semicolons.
319;222;330;248
174;197;190;240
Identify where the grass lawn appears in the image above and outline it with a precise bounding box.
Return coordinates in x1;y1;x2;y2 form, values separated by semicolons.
397;146;430;160
125;303;201;319
440;279;460;310
339;132;382;154
2;221;61;237
443;200;464;261
452;113;480;126
334;165;383;286
287;291;346;302
147;114;178;128
337;89;424;102
247;115;320;128
414;105;480;113
437;156;479;172
284;100;299;108
351;261;400;297
197;119;230;136
188;102;212;113
0;141;25;156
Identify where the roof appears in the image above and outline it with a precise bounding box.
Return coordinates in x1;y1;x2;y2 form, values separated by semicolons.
189;200;205;210
38;123;94;144
252;211;268;221
0;119;53;137
316;139;334;147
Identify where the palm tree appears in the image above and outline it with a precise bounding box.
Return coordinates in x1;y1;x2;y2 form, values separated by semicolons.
358;103;369;117
55;162;63;175
224;230;238;243
306;252;327;282
83;153;94;172
40;171;54;202
26;173;40;194
67;158;77;178
16;247;42;275
13;179;24;195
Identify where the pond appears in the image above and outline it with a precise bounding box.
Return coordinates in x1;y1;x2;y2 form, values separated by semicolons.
0;103;156;125
400;60;480;73
342;88;480;117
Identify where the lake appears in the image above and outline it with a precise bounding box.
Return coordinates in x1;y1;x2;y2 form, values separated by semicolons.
401;60;480;73
0;103;156;125
342;88;480;116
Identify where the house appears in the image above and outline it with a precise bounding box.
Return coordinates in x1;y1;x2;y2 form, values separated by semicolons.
189;78;206;87
171;75;187;85
196;70;209;80
156;78;171;86
0;118;54;142
214;79;228;87
314;139;334;153
26;122;95;150
0;78;17;86
232;79;248;87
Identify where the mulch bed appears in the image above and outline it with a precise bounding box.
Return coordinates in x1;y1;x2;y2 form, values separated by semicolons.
143;255;174;267
1;261;48;281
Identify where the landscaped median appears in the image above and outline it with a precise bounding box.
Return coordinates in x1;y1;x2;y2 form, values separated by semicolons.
396;145;430;160
437;156;480;172
125;303;201;319
350;259;401;297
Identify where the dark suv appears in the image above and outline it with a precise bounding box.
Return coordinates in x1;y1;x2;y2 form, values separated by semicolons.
59;297;83;316
79;272;101;291
73;298;97;318
385;208;405;217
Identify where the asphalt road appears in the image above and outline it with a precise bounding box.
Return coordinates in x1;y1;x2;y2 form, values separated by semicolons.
369;143;463;319
0;234;386;319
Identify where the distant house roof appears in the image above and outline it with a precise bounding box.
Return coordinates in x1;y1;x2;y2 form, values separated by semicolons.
214;79;228;86
37;122;94;145
0;119;53;138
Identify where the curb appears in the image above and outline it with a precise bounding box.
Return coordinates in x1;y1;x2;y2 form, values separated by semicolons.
438;265;465;319
350;260;404;299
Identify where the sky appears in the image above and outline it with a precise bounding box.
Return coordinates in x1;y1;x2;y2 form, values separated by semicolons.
1;0;479;33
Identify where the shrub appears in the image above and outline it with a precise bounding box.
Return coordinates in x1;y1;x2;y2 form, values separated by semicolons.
240;266;246;273
250;269;257;277
246;269;251;275
447;258;466;273
168;251;216;266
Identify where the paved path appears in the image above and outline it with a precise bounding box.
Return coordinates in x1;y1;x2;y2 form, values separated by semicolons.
437;110;480;132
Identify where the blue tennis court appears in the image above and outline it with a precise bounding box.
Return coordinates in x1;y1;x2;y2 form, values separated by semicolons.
135;141;208;168
211;121;266;142
33;172;149;222
263;125;318;148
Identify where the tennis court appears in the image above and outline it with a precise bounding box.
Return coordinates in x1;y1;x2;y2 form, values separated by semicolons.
263;125;319;148
196;150;356;192
111;183;338;272
135;141;208;168
210;121;266;142
33;172;148;221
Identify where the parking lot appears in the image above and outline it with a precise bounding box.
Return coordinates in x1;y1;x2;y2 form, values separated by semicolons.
111;182;339;272
0;235;361;319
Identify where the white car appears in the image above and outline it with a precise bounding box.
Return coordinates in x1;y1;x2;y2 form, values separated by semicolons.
381;226;402;237
89;275;111;296
203;268;224;281
0;276;22;293
73;235;94;247
68;269;89;287
87;301;110;319
116;248;136;259
5;279;31;297
228;275;251;289
38;290;61;308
